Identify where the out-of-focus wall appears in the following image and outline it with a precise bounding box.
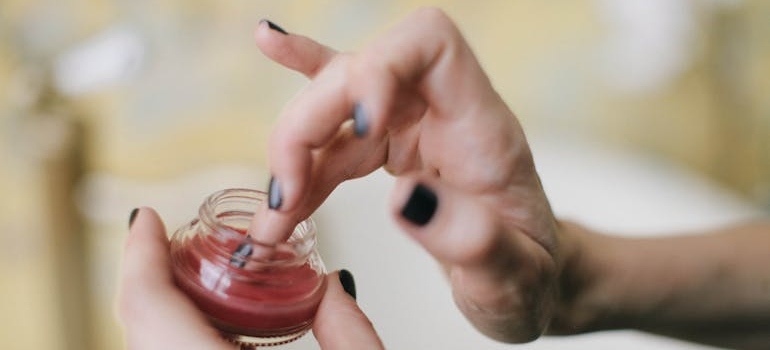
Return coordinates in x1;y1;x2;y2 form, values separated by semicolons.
0;1;768;350
587;1;770;202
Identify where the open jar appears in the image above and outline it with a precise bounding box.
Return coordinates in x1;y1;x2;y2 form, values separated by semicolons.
169;188;327;347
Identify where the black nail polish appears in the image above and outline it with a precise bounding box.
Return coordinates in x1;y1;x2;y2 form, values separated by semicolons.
352;102;369;137
129;208;139;229
230;242;254;268
339;269;356;300
268;176;283;210
262;19;288;35
401;184;438;226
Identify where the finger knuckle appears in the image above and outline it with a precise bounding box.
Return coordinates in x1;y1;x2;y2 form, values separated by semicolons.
413;7;460;38
348;50;384;84
414;7;452;28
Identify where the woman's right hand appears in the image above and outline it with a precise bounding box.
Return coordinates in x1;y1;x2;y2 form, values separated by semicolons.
252;8;571;342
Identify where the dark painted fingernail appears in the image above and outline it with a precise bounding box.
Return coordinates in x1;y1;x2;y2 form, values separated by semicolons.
129;208;139;229
230;242;254;268
352;102;369;137
261;19;288;35
268;176;283;210
339;269;356;300
401;184;438;226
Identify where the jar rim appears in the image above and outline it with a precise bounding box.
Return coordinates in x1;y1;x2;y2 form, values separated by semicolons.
197;188;317;266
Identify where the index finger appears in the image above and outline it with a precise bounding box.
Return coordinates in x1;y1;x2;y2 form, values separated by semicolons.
263;8;493;233
255;19;337;78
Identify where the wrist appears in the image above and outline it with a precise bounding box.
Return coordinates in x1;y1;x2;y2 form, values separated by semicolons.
548;220;619;334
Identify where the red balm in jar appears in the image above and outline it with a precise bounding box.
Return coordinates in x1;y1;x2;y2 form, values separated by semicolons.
169;189;327;347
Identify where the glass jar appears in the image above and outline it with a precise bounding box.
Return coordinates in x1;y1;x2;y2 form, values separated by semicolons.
169;188;327;347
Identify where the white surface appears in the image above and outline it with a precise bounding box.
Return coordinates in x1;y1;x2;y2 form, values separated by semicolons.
285;135;760;349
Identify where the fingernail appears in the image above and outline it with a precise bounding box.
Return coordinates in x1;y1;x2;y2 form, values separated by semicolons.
401;183;438;226
230;242;254;268
352;102;369;137
129;208;139;229
268;176;283;210
339;269;356;300
261;19;288;35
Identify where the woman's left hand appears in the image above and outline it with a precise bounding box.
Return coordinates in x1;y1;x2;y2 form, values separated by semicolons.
118;208;384;350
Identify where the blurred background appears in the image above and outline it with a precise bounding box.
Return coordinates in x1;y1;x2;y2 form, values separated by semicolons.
0;0;768;349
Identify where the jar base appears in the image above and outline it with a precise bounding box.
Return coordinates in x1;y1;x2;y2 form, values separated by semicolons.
222;329;310;348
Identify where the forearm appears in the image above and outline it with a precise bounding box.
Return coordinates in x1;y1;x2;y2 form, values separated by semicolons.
552;220;770;349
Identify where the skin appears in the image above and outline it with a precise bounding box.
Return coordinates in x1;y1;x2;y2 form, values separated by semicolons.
118;208;384;350
250;7;770;348
250;7;561;342
553;221;770;349
119;7;770;349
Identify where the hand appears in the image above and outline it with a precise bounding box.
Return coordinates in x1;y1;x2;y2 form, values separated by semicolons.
118;208;384;350
252;8;566;342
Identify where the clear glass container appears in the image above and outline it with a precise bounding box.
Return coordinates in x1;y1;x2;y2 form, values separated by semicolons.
169;188;327;348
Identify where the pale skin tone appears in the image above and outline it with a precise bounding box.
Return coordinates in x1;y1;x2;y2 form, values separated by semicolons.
119;207;384;350
118;7;770;349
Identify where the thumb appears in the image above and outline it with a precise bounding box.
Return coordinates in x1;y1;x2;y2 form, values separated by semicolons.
390;176;509;266
390;176;556;342
119;207;231;350
313;270;384;350
390;175;549;289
